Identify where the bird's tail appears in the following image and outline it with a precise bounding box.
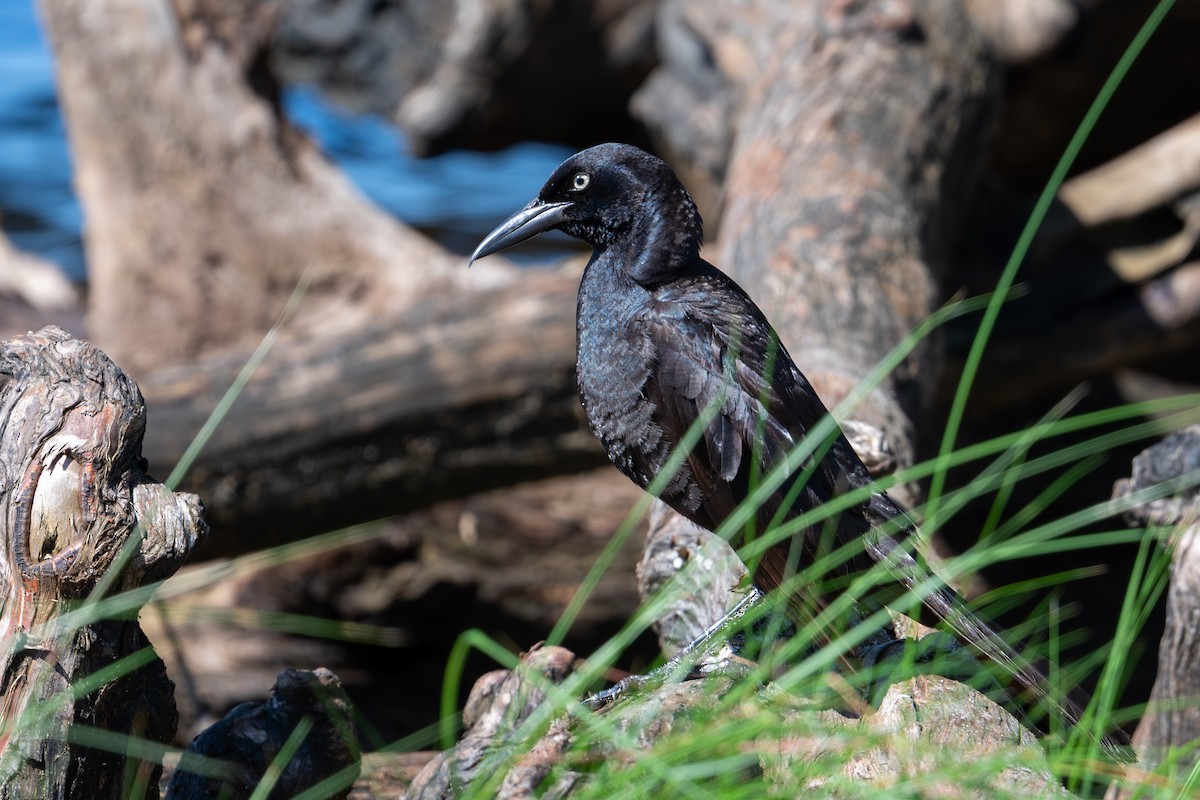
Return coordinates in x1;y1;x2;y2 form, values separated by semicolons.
921;582;1134;762
861;493;1134;763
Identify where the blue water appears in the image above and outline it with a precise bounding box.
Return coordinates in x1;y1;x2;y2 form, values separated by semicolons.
0;2;82;279
0;2;576;284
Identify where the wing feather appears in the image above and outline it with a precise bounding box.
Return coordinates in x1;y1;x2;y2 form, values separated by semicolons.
628;263;918;599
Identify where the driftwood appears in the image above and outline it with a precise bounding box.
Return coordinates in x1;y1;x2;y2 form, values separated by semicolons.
133;268;599;554
0;327;363;799
1059;113;1200;232
35;0;610;549
405;645;579;800
1112;426;1200;781
0;326;206;798
36;0;519;377
398;645;1075;798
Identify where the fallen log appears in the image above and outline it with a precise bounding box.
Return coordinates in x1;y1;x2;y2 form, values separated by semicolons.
134;264;601;554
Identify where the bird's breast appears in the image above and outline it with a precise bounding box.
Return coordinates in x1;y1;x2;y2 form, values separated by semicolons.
575;263;668;488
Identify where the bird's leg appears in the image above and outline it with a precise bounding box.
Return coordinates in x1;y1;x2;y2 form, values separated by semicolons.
583;586;765;712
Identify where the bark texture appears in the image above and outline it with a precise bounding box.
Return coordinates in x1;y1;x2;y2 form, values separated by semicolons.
37;0;515;376
1112;426;1200;781
0;326;207;799
689;0;990;455
405;645;580;800
397;645;1076;798
134;266;596;553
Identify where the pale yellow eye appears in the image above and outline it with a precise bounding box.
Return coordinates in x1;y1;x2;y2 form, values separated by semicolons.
571;172;590;192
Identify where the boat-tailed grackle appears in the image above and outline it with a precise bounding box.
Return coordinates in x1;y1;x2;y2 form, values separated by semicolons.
470;142;1131;759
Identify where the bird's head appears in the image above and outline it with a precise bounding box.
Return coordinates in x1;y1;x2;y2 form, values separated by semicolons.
469;143;703;280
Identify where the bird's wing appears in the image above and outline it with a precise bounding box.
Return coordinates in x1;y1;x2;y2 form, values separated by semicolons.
637;270;917;600
636;274;842;532
643;272;873;487
642;295;770;475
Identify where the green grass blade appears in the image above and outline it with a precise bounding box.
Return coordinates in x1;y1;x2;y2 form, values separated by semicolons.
927;0;1179;522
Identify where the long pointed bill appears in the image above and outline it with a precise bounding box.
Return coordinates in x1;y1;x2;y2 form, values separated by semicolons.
468;199;573;266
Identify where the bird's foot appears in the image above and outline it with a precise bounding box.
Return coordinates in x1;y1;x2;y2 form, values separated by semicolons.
581;587;765;713
581;640;756;712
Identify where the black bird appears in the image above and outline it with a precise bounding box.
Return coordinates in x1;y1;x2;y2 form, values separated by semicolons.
470;142;1130;756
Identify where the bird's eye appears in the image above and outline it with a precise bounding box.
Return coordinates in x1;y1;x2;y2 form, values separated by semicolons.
570;172;590;192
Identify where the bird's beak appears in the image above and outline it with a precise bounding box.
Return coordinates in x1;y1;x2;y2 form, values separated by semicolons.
468;199;572;266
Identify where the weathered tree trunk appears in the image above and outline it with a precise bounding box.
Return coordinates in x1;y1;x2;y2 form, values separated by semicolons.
35;0;606;548
704;0;991;461
31;0;1200;559
0;326;207;799
37;0;516;377
1111;426;1200;786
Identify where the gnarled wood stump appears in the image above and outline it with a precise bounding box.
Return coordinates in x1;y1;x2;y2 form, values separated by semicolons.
0;326;207;799
1113;426;1200;783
